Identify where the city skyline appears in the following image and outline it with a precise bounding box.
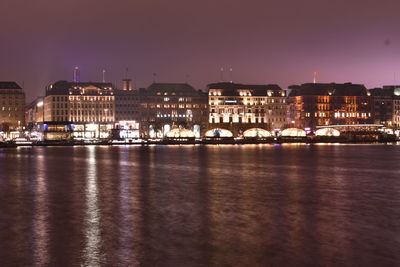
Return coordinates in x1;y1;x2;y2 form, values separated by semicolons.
2;0;400;101
1;2;400;266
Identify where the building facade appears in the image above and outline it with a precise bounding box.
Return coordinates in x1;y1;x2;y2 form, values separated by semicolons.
288;83;373;130
139;83;208;138
25;97;44;128
114;79;140;122
370;86;400;128
44;80;115;139
114;79;140;139
0;82;25;130
207;82;287;135
370;87;394;127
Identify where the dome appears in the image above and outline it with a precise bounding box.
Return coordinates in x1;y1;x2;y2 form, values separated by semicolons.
315;128;340;137
166;128;195;138
243;128;272;138
205;128;233;138
281;128;306;137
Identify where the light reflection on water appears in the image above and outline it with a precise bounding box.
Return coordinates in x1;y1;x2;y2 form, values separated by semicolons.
0;144;399;266
32;152;49;266
83;146;101;267
116;147;142;265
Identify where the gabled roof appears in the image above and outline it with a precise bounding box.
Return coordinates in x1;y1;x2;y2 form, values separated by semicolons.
0;81;22;89
288;83;368;97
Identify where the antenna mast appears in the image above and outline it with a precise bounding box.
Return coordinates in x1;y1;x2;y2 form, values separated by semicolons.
313;71;317;84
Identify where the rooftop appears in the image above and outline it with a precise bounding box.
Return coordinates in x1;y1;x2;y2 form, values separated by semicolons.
207;82;283;96
46;80;115;96
0;82;22;89
370;86;400;97
288;83;368;97
143;83;205;96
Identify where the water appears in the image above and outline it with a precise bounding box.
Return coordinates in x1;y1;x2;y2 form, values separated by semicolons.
0;144;399;267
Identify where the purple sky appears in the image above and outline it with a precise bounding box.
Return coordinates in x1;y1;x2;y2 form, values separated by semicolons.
1;0;400;101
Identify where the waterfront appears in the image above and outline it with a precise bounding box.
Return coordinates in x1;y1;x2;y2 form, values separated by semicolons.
0;144;399;266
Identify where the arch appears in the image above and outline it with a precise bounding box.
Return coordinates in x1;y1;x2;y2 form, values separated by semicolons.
315;128;340;136
281;128;306;137
205;128;233;138
243;128;272;138
166;128;195;138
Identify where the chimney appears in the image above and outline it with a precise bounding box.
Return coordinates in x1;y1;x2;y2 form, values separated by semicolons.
122;79;133;91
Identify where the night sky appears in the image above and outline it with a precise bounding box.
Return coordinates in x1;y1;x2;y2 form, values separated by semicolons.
1;0;400;101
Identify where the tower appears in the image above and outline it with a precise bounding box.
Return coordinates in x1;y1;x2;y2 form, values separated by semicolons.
73;66;80;83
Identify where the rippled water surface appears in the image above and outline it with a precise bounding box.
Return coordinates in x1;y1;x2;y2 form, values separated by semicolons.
0;144;399;266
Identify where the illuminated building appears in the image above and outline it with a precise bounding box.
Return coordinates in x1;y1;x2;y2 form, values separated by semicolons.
25;97;45;139
44;80;115;140
139;83;208;138
0;82;25;130
288;83;373;130
115;79;139;122
114;79;140;138
369;86;400;128
25;97;44;126
207;82;287;136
